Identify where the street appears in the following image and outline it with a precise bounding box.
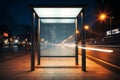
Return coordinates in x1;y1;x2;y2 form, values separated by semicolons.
0;46;120;80
84;45;120;67
0;47;29;62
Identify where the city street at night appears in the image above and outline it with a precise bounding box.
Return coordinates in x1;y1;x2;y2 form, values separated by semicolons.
0;46;120;80
85;44;120;67
0;0;120;80
0;47;29;63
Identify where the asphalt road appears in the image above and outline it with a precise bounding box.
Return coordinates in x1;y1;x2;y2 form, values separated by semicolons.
0;45;120;71
0;46;120;80
79;45;120;66
0;47;29;62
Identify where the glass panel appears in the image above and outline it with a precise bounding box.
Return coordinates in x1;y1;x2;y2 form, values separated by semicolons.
40;23;75;57
41;19;75;23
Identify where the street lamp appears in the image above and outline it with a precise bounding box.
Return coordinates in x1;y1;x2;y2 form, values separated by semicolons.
3;32;8;37
76;30;80;34
109;16;114;29
84;25;90;43
84;25;89;30
41;38;44;42
98;13;107;21
76;30;80;43
98;12;114;36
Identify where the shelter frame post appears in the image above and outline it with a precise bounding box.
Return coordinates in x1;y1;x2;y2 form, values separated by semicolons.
75;19;79;65
31;12;35;71
37;17;41;65
81;8;86;71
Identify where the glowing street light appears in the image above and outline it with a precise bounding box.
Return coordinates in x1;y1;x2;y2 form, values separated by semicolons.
98;13;107;21
84;25;90;41
25;38;28;42
76;30;80;34
3;32;8;37
14;39;18;43
10;38;13;42
41;38;44;42
98;12;114;35
84;25;89;30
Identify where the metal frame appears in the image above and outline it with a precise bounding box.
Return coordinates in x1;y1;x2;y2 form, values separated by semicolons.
31;5;87;71
31;12;35;71
81;8;86;71
37;18;40;65
75;19;78;65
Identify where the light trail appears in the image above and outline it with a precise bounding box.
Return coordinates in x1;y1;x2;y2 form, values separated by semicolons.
78;46;113;53
62;43;113;53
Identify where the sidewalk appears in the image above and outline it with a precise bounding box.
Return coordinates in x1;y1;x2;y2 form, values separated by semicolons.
0;47;119;80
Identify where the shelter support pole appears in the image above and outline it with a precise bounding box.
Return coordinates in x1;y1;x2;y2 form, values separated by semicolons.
37;18;41;65
75;19;78;65
31;12;35;71
81;8;86;71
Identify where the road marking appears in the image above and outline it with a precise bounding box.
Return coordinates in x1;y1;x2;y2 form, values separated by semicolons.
87;54;120;70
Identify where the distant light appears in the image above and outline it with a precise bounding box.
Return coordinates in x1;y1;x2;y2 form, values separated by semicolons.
41;38;44;42
94;41;97;43
3;32;8;37
84;25;89;30
29;42;31;45
76;30;79;34
100;14;106;20
33;8;82;18
106;30;112;36
4;39;9;45
14;36;16;38
14;39;18;43
98;13;107;21
106;28;120;36
10;38;13;42
41;19;75;23
17;36;20;39
102;39;105;41
112;28;120;34
25;38;28;41
22;41;26;44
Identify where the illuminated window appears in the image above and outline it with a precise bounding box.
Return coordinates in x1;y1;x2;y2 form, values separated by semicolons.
33;8;82;23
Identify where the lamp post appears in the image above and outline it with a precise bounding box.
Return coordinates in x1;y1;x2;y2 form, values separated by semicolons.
76;30;80;34
99;13;113;28
99;13;107;21
109;16;114;29
98;13;108;36
84;25;90;41
99;13;114;35
84;25;89;30
76;30;80;41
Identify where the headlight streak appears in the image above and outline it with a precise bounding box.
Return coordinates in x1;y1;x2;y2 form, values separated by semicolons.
62;43;113;53
78;46;113;53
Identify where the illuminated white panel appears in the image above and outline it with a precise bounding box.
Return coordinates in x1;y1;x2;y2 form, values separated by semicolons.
33;8;82;17
112;28;120;34
41;19;75;23
106;30;112;36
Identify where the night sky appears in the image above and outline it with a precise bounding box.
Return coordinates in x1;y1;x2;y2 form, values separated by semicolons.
0;0;96;25
0;0;119;42
104;0;120;16
0;0;119;25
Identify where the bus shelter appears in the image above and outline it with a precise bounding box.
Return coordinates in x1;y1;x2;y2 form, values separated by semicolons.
31;4;87;71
